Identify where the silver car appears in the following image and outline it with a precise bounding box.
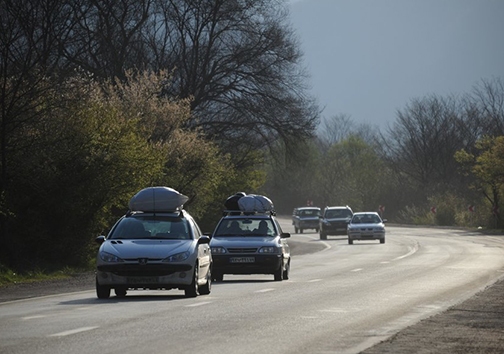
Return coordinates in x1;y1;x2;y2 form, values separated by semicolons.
95;188;212;299
347;212;386;244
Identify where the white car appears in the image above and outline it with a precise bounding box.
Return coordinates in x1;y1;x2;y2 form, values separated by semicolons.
347;212;386;244
95;187;212;299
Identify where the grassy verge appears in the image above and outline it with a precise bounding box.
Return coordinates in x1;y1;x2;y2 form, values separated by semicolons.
0;264;93;287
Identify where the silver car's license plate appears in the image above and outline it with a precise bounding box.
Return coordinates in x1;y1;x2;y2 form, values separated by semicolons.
230;257;255;263
127;277;158;284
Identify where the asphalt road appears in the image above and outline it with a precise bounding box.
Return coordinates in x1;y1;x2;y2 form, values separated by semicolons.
1;218;503;354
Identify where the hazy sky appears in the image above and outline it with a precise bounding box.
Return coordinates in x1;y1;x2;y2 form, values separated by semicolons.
288;0;504;130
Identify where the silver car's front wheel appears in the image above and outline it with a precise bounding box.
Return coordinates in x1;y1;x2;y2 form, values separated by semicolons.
199;266;212;295
96;277;110;299
185;263;199;297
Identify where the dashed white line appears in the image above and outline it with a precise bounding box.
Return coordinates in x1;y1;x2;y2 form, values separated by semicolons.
22;315;47;320
351;268;363;272
255;288;275;293
308;279;322;283
185;301;212;307
49;326;99;337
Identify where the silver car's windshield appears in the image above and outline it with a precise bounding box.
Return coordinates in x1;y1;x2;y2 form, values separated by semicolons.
109;216;190;240
351;214;381;224
215;219;275;237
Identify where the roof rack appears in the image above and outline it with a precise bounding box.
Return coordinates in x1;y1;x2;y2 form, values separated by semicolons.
222;209;276;216
126;209;184;217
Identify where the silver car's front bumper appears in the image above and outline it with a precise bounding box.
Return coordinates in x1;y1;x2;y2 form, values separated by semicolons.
348;231;385;240
96;266;195;288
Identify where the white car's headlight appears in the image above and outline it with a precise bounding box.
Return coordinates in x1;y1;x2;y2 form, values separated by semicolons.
259;246;278;253
211;247;227;254
163;251;190;262
100;251;124;263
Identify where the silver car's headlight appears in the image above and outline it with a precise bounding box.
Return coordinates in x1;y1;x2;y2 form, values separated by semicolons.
375;226;385;232
211;247;227;254
163;251;190;262
100;251;124;263
258;246;278;254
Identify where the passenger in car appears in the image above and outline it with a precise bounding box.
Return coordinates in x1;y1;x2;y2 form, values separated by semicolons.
227;221;242;235
253;220;270;235
170;222;188;239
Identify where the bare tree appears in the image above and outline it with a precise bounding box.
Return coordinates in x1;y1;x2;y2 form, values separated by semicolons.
144;0;319;156
469;77;504;137
379;95;468;196
62;0;152;80
0;0;74;264
318;113;354;149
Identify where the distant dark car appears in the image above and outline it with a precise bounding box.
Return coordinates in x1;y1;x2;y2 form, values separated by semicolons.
292;207;321;233
210;210;290;282
319;206;353;240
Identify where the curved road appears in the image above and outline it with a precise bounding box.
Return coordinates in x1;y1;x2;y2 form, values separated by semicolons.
1;218;503;354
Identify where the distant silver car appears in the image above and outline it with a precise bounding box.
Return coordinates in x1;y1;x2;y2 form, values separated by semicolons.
347;212;386;244
95;187;212;299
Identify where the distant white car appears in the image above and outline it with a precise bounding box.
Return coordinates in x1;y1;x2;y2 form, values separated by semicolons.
95;187;212;299
347;212;386;244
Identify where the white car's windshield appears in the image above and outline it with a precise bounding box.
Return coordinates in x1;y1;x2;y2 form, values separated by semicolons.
110;216;190;239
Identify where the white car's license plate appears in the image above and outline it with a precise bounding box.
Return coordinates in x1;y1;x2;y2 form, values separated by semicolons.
127;277;158;284
229;257;255;263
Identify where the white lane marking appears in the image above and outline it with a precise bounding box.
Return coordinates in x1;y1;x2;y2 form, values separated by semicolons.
255;288;275;293
319;308;350;313
22;315;47;320
351;268;363;272
392;241;419;261
49;326;98;337
320;241;332;251
308;279;322;283
380;261;390;264
185;301;212;307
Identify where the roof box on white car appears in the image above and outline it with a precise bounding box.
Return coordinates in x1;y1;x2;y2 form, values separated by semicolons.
128;186;189;212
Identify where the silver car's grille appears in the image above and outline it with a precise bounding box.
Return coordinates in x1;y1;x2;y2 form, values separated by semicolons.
227;247;258;254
